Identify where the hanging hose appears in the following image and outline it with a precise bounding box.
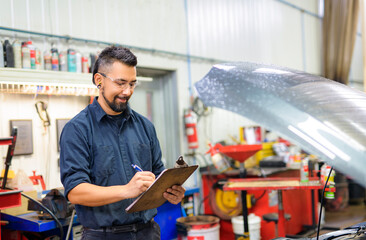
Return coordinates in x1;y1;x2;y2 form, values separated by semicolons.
209;180;242;220
35;101;51;128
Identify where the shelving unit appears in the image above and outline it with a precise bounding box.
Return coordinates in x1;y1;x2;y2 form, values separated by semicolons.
0;68;154;96
0;68;97;96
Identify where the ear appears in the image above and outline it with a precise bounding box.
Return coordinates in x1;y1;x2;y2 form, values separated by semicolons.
94;73;103;86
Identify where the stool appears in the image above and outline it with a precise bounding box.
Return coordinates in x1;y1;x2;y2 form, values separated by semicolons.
263;213;291;237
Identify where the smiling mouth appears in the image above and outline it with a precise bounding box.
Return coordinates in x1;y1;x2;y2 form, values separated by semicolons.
116;97;129;102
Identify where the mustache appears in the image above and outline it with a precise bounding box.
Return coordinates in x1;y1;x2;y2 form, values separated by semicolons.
115;96;130;101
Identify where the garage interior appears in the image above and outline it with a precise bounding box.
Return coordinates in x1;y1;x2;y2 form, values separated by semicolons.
0;1;366;240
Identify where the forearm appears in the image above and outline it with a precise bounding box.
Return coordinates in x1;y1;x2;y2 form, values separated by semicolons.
68;183;129;207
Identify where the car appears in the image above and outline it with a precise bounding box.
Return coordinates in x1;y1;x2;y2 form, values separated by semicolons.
195;62;366;239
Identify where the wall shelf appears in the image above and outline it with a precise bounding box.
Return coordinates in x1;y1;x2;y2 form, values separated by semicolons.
0;68;97;96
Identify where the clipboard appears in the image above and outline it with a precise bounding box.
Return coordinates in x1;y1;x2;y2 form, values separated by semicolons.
125;165;198;213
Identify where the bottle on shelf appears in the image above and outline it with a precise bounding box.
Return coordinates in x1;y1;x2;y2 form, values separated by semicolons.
90;53;97;73
44;50;52;71
300;157;309;182
82;54;89;73
12;40;22;68
76;51;82;73
27;41;36;69
35;47;42;70
59;50;67;71
0;40;4;68
3;39;15;67
51;47;59;71
21;42;31;69
67;48;76;72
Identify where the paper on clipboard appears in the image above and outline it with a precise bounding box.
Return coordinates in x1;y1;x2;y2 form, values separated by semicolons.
125;165;198;213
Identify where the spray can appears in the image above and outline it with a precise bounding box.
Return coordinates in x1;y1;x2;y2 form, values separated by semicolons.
51;48;59;71
59;50;67;71
300;157;309;182
35;48;42;70
3;39;15;67
321;163;336;199
21;42;31;69
12;40;22;68
44;50;52;70
0;41;4;68
67;49;76;72
76;51;82;73
26;41;36;69
206;143;231;173
82;54;89;73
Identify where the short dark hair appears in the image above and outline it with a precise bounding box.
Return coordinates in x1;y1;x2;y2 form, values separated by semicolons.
92;46;138;84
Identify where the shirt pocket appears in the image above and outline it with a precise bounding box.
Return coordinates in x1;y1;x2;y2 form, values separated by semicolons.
133;143;152;171
92;145;116;185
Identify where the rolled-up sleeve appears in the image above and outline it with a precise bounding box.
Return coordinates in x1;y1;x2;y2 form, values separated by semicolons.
60;121;91;200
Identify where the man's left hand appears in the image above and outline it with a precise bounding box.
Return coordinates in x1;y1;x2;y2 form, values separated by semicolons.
163;185;186;205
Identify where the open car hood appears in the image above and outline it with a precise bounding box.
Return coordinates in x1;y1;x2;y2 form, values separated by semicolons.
195;62;366;187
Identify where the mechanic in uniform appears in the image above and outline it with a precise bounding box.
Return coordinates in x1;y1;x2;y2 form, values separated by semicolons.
60;46;185;240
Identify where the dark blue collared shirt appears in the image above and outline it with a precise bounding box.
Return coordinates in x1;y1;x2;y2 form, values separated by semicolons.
60;98;165;229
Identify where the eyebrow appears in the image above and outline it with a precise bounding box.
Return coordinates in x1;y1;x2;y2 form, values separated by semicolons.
114;78;137;83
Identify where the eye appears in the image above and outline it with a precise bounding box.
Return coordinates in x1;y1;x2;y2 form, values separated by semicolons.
114;80;127;86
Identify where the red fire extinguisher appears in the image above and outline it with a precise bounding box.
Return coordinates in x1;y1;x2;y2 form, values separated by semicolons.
184;110;199;149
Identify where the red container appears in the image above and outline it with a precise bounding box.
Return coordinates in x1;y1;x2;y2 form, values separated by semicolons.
207;143;262;163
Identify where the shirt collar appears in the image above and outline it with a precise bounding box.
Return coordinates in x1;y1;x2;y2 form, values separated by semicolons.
92;97;136;122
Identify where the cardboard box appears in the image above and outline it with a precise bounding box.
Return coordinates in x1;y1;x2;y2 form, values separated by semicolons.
2;190;37;216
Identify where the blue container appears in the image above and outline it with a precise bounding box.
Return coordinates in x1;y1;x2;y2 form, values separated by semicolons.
155;202;182;240
155;187;199;240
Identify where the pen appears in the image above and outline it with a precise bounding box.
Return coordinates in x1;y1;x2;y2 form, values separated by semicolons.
131;164;143;172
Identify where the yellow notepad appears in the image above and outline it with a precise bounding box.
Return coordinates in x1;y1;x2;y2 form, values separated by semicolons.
125;165;198;213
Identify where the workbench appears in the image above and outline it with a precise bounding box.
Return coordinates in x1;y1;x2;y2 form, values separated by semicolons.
2;187;198;240
224;177;323;238
201;166;321;240
1;212;80;240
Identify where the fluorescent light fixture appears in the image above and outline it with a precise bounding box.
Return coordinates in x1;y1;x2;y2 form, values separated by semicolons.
137;76;153;82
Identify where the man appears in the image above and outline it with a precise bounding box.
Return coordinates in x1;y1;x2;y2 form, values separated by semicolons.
60;46;185;240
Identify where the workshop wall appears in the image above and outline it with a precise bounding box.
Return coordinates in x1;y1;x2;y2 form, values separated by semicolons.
187;0;320;72
0;0;362;189
0;93;89;189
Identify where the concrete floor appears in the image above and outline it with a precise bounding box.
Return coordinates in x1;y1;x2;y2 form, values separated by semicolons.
324;204;366;228
307;203;366;237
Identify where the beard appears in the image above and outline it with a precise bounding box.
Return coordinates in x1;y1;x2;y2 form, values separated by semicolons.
101;88;129;113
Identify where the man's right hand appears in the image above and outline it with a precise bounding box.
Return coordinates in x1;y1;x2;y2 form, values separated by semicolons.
125;171;156;198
